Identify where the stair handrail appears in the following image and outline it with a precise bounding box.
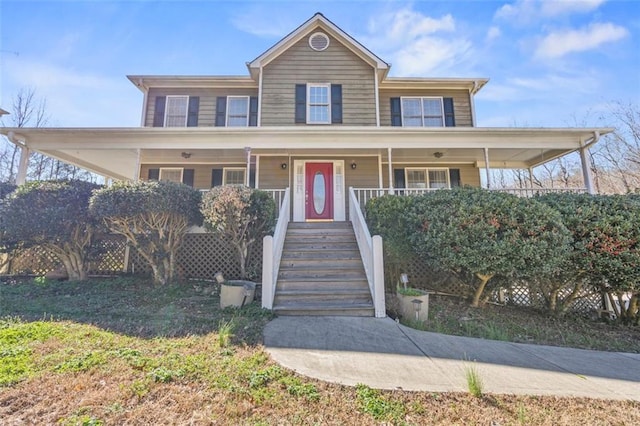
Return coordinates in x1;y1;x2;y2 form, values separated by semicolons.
349;187;385;317
262;187;290;310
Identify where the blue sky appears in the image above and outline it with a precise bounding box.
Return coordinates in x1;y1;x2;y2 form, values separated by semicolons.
1;0;638;128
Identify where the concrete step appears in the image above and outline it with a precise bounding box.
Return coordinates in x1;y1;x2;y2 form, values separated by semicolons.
273;302;374;317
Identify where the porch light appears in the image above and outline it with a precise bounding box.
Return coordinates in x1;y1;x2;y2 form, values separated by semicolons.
411;299;423;321
350;161;357;169
280;162;287;170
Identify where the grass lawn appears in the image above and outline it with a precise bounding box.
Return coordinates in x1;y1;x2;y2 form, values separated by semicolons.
1;276;639;425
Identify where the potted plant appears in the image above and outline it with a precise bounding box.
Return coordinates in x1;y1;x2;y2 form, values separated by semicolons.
200;185;275;308
396;273;431;322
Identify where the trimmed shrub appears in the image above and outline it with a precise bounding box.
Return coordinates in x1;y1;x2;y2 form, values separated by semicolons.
90;180;201;285
0;180;103;281
410;187;572;307
538;193;640;324
201;186;275;280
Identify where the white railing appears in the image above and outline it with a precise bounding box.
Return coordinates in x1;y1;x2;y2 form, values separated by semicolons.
262;189;287;217
353;187;589;210
349;187;385;318
262;187;290;310
491;187;587;197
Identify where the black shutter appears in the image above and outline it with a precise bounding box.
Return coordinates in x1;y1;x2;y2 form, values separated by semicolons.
331;84;342;124
148;168;160;181
215;97;227;127
182;169;195;187
211;169;223;187
393;168;406;189
390;97;402;126
153;96;166;127
187;97;199;127
443;97;455;127
449;169;461;187
249;167;256;188
249;97;258;127
295;84;306;123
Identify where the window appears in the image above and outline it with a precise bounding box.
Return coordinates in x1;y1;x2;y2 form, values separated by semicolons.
159;167;183;183
401;97;444;127
164;96;189;127
405;168;450;189
226;96;249;127
307;84;331;124
223;168;246;185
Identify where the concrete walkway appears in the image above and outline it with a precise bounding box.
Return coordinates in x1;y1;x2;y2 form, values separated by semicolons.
263;316;640;401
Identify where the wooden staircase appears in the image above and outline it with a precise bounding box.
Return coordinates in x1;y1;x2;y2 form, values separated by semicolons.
273;222;374;316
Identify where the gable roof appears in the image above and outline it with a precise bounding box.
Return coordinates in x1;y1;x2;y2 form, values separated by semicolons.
247;13;390;80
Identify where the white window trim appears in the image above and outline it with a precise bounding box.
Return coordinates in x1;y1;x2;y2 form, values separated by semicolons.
159;167;184;183
163;95;189;127
405;167;450;189
307;83;331;125
226;96;250;127
400;96;445;128
223;167;246;185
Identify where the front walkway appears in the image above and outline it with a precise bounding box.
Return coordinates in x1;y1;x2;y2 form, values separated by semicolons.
263;316;640;401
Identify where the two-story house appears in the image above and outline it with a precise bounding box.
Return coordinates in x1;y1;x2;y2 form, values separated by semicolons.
1;13;612;316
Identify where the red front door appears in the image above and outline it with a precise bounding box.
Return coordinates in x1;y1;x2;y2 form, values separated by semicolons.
305;162;334;220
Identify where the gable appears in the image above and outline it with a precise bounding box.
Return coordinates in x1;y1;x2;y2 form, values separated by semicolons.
247;13;389;80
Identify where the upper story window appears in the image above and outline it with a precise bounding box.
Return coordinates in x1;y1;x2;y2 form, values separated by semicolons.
401;97;444;127
215;96;258;127
227;96;250;127
152;96;199;127
406;168;450;189
295;83;342;125
390;97;455;127
307;84;331;124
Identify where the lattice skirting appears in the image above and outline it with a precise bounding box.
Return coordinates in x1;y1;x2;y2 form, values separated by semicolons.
5;234;263;281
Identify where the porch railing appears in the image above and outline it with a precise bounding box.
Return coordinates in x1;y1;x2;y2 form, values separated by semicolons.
261;187;290;310
352;187;588;211
349;187;385;318
262;189;287;217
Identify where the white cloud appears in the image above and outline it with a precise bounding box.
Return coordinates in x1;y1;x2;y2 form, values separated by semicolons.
363;8;472;76
486;26;502;42
535;22;629;59
495;0;608;24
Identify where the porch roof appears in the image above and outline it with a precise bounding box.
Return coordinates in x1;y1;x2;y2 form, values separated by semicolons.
1;126;613;181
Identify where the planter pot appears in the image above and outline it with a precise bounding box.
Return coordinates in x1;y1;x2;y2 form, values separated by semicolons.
220;280;256;309
397;291;430;322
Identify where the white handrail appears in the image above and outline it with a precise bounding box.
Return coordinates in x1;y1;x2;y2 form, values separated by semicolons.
262;187;290;309
349;187;385;318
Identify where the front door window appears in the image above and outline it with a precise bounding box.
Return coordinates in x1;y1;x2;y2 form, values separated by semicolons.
305;162;333;220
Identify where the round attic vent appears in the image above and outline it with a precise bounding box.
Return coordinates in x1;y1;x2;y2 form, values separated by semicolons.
309;32;330;51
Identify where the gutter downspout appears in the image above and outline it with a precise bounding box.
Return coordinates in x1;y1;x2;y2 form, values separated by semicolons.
374;69;380;127
470;80;480;126
579;131;599;195
138;79;149;127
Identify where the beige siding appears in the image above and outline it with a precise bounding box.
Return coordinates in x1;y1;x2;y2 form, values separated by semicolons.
257;156;290;189
140;163;245;190
379;89;473;127
381;163;481;187
145;88;258;127
261;34;377;126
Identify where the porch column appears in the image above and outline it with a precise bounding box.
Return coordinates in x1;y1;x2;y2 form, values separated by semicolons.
483;147;491;189
245;146;252;187
387;147;394;194
579;143;595;195
16;146;30;185
528;167;534;189
133;148;141;182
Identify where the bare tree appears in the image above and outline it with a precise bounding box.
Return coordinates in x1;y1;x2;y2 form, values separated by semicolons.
0;87;97;183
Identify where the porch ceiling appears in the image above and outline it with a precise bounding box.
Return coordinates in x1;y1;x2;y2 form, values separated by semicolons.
1;126;612;180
